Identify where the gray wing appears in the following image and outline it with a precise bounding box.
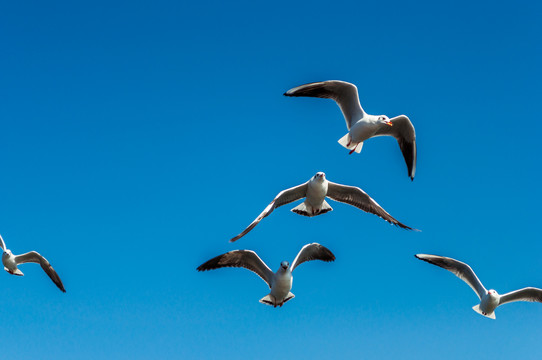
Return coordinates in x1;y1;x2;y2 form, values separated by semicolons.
326;181;414;230
499;288;542;306
197;250;274;288
373;115;417;180
415;254;486;299
229;182;308;242
290;243;335;272
15;251;66;292
0;234;5;251
284;80;365;129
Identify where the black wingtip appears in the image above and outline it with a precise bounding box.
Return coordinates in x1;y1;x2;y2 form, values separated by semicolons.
395;221;417;231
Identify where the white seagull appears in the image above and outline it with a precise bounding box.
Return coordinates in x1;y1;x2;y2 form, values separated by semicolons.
0;234;66;292
197;243;335;307
284;80;417;180
416;254;542;319
230;171;414;242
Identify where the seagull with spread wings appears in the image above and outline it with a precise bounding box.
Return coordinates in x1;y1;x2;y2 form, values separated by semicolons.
0;234;66;292
230;172;415;242
416;254;542;319
284;80;417;180
198;243;335;307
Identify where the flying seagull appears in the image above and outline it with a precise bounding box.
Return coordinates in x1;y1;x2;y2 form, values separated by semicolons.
230;171;414;242
284;80;417;180
197;243;335;307
0;234;66;292
415;254;542;319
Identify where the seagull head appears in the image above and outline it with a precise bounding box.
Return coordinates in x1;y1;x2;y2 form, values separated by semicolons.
378;115;392;127
314;172;326;181
280;261;289;270
487;289;498;297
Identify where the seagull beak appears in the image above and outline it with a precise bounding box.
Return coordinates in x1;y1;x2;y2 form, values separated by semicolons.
386;121;393;127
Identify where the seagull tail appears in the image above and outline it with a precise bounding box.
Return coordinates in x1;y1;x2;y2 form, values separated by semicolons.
291;200;332;217
259;293;295;308
338;133;363;153
283;292;295;304
5;267;24;276
472;305;496;319
259;294;276;307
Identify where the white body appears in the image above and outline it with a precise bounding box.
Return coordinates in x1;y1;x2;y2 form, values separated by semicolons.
304;175;328;210
473;290;500;319
290;172;332;216
2;251;23;276
264;267;294;307
349;116;382;143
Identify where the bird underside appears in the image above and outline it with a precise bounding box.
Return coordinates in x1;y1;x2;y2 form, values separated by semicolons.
291;201;333;217
338;133;363;154
259;292;295;308
5;267;23;276
472;304;496;319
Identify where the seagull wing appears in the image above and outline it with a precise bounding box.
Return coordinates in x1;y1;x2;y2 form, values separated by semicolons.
326;181;414;230
415;254;487;300
229;182;308;242
284;80;365;129
0;234;5;251
373;115;417;180
15;251;66;292
498;287;542;306
290;243;335;272
197;250;275;288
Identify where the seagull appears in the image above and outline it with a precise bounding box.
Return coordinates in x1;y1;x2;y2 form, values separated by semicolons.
0;234;66;292
197;243;335;307
230;171;414;242
415;254;542;319
284;80;417;180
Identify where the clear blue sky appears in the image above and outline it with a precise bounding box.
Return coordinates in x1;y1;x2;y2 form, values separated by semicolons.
1;0;542;359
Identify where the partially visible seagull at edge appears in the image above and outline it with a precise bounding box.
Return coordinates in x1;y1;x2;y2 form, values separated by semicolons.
284;80;417;180
415;254;542;319
230;171;415;242
197;243;335;307
0;234;66;292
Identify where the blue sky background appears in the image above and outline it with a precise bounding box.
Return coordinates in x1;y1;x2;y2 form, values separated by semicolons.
1;0;542;359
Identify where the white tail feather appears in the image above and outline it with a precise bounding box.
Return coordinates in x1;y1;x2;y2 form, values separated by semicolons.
291;200;333;217
5;267;24;276
259;294;275;306
338;133;363;153
472;305;496;319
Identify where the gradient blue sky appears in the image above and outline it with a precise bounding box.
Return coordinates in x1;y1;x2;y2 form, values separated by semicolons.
1;0;542;359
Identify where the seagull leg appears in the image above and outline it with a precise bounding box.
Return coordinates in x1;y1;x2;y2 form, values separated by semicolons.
349;143;360;155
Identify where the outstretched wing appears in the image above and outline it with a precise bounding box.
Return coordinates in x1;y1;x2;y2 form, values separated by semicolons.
0;234;5;251
373;115;417;180
229;182;308;242
290;243;335;272
326;181;414;230
415;254;486;299
197;250;274;288
499;287;542;306
15;251;66;292
284;80;365;129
